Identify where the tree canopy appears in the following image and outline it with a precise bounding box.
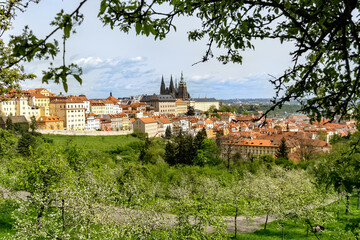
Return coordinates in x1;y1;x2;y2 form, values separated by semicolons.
3;0;360;121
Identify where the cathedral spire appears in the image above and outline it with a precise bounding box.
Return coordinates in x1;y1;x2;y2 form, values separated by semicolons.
169;75;175;95
179;71;185;84
160;75;166;94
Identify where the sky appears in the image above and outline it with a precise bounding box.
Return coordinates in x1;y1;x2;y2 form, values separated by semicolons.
10;0;295;100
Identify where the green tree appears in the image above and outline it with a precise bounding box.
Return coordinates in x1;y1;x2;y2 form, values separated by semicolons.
193;138;221;166
276;137;289;160
0;129;17;160
165;125;172;139
0;1;84;94
208;105;218;113
313;132;360;214
17;132;36;157
254;167;325;239
164;141;177;166
5;117;14;132
186;106;195;116
12;143;117;239
193;127;207;151
29;115;38;133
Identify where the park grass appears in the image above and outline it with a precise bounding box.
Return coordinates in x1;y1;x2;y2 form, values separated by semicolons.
44;134;140;152
235;195;360;239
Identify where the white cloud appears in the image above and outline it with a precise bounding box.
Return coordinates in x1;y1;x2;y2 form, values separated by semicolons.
191;74;211;82
74;57;103;67
130;56;143;62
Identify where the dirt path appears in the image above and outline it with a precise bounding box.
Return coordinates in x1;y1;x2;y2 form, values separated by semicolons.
1;187;277;234
106;206;276;233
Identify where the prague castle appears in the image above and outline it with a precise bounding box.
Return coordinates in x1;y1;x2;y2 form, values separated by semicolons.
160;73;190;100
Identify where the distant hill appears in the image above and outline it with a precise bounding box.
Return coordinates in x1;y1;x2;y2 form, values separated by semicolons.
219;98;301;105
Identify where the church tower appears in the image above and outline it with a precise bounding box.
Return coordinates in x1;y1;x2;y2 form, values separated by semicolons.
178;72;190;99
160;75;166;94
169;75;176;97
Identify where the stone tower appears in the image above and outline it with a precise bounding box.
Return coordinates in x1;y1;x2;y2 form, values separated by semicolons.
169;75;176;96
177;72;190;99
160;75;166;94
159;73;190;99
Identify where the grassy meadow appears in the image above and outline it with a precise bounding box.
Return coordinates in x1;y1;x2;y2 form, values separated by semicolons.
44;134;141;152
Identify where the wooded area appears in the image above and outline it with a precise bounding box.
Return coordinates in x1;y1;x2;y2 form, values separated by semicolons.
1;127;360;239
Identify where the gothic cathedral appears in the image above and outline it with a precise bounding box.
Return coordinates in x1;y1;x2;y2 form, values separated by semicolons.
160;73;190;99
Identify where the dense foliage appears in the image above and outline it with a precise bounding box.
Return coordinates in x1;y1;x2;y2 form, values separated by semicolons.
1;129;360;239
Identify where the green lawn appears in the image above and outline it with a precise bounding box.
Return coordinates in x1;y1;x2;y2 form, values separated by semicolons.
235;196;360;239
44;134;140;152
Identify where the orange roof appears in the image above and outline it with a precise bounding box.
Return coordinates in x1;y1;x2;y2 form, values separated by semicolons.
175;99;186;103
158;118;172;124
103;100;114;104
51;99;83;103
90;102;105;106
37;116;63;122
30;93;49;99
139;117;157;124
70;96;89;101
106;95;119;104
227;139;279;148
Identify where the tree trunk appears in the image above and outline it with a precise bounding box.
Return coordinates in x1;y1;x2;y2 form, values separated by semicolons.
337;194;341;219
306;226;309;236
234;206;238;238
62;198;66;233
87;219;90;239
36;204;45;229
282;224;284;240
306;219;320;240
345;194;350;214
264;213;269;230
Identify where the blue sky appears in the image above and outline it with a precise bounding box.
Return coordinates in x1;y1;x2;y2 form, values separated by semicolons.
11;0;295;99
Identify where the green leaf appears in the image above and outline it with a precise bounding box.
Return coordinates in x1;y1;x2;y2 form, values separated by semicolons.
135;22;142;34
64;24;71;38
99;0;107;15
63;81;68;92
143;23;150;36
73;74;82;85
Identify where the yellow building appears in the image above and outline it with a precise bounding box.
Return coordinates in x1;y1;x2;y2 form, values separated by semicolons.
37;116;64;130
90;101;106;115
141;94;176;115
188;98;220;112
120;114;131;130
104;100;114;114
30;93;50;116
133;117;158;137
49;99;85;130
221;138;296;159
175;99;188;115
